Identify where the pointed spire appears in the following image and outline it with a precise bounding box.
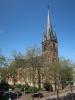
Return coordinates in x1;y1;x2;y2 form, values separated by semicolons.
54;31;58;43
42;6;58;43
47;6;52;40
42;31;47;42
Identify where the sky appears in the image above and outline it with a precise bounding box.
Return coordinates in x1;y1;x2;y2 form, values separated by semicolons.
0;0;75;61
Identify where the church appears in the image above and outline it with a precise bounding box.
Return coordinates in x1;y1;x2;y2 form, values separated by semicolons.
7;8;59;88
42;8;58;64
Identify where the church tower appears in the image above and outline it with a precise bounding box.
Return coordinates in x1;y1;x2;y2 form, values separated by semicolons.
42;8;58;64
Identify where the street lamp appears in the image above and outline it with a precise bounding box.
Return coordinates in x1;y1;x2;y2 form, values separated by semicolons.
9;88;12;100
0;74;1;82
17;92;19;100
24;87;25;95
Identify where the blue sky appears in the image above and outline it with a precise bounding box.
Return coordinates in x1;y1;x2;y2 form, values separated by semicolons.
0;0;75;61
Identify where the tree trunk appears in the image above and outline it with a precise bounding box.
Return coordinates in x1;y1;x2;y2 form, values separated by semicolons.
38;68;41;90
54;82;57;91
57;89;59;99
32;67;35;100
13;77;16;86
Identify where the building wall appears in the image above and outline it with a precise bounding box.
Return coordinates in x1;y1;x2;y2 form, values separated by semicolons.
42;40;58;64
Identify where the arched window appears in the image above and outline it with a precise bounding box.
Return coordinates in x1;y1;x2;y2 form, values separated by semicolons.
53;42;55;47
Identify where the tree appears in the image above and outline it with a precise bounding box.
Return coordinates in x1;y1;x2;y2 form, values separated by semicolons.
0;55;6;67
26;47;44;89
8;61;17;86
25;47;44;100
47;63;60;91
0;67;8;81
42;58;73;91
59;59;73;89
9;51;26;85
43;81;53;91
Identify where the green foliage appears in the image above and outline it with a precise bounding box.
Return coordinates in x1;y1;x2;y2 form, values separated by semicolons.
25;86;39;93
21;85;27;91
15;84;23;88
0;49;74;92
25;86;33;93
15;84;39;93
0;56;6;67
59;59;73;89
43;81;53;92
15;84;28;91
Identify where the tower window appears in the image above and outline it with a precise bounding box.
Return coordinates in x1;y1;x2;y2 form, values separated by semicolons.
53;42;55;47
42;42;47;51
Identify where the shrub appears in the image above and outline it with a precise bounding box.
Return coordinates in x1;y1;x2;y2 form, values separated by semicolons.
15;84;22;88
43;82;53;92
25;86;39;93
25;87;32;93
15;84;39;93
9;85;15;90
0;80;10;91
